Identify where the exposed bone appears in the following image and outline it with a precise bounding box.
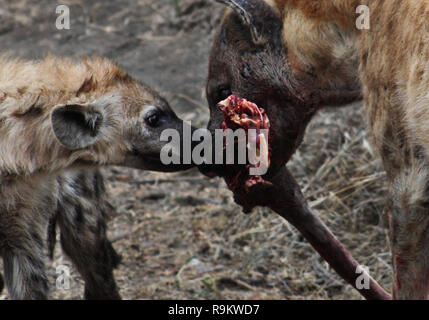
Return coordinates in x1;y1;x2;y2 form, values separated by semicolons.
264;167;391;300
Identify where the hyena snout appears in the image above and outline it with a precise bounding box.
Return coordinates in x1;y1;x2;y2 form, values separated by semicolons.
122;102;200;172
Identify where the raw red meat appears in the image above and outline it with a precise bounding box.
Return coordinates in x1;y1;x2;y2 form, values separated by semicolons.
217;95;273;212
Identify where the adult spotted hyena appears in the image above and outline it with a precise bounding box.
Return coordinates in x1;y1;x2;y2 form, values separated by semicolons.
204;0;429;299
0;55;194;299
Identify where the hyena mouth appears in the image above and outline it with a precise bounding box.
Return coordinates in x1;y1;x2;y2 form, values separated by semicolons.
216;95;274;212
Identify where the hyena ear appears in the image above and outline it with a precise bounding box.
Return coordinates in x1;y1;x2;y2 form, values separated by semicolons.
215;0;281;45
51;104;103;150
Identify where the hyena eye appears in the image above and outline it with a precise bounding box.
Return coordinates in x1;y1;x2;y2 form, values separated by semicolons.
145;113;160;127
219;87;232;101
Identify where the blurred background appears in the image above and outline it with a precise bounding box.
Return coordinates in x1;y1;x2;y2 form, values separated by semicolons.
0;0;392;299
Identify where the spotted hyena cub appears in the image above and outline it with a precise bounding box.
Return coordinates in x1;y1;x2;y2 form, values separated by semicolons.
0;55;194;299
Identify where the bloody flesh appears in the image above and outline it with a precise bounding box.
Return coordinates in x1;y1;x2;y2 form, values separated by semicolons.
219;95;270;133
218;95;273;209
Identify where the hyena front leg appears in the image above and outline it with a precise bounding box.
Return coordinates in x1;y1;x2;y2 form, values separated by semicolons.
389;163;429;299
55;170;121;300
0;211;49;299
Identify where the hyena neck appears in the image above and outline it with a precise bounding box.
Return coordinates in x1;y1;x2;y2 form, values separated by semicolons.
0;125;92;177
0;96;97;176
277;0;363;107
0;115;124;177
275;0;366;31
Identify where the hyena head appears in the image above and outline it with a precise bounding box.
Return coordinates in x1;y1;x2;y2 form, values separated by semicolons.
0;56;193;175
205;0;362;175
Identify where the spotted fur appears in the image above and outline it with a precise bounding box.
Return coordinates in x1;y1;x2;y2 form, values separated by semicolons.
209;0;429;299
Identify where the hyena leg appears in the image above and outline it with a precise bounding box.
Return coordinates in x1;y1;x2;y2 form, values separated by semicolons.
389;164;429;299
56;170;121;300
1;216;49;299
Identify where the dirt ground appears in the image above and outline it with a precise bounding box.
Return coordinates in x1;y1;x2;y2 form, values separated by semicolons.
0;0;392;300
